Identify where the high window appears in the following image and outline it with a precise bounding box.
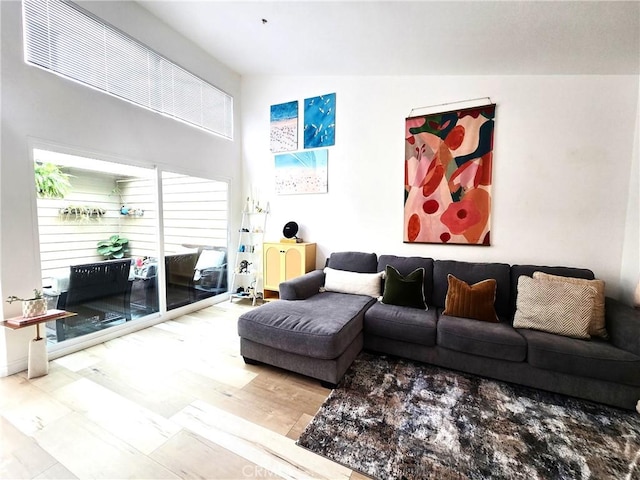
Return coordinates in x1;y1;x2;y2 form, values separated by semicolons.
22;0;233;139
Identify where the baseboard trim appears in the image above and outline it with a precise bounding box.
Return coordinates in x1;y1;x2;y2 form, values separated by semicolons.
0;356;28;377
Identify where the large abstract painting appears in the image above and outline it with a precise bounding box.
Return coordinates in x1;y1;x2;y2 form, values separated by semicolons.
304;93;336;148
270;100;298;152
404;104;495;245
275;149;328;195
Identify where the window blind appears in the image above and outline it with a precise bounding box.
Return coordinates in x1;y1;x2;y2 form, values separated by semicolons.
22;0;233;139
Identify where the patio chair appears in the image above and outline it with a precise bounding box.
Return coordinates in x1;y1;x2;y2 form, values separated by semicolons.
55;258;133;341
194;247;228;298
165;252;199;309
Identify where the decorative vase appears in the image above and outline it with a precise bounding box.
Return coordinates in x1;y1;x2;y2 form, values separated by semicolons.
22;298;47;318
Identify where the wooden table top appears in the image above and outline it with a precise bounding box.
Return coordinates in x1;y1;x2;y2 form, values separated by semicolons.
2;309;76;330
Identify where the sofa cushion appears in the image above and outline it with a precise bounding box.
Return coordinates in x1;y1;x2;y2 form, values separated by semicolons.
513;276;595;339
238;292;375;360
364;302;437;346
443;274;499;323
533;271;607;339
437;314;527;362
327;251;378;273
510;264;594;317
519;329;640;387
377;255;434;305
380;265;426;309
433;260;511;318
323;267;383;297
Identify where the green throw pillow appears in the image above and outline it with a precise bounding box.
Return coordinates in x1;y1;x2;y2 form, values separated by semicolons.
381;265;427;309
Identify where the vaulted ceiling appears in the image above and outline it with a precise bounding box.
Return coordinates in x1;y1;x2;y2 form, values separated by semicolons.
138;1;640;76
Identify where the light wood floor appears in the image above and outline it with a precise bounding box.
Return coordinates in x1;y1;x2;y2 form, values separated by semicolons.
0;300;371;480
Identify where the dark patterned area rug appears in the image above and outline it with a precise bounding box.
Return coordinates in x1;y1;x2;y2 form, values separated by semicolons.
297;353;640;480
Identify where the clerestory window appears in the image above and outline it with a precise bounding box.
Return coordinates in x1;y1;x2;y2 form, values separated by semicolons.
22;0;233;139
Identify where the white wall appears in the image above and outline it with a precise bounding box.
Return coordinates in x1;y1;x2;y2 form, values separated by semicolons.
619;81;640;305
0;1;243;375
241;75;639;300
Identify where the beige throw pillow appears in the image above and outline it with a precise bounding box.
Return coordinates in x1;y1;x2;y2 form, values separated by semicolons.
513;276;596;339
533;272;607;339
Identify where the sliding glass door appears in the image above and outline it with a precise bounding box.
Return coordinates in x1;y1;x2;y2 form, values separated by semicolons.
34;148;229;345
161;171;229;310
35;149;158;343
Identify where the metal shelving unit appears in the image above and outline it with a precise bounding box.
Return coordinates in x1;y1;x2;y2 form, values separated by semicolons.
229;207;269;305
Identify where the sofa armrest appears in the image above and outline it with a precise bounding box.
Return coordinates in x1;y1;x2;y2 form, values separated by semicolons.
606;297;640;356
279;270;325;300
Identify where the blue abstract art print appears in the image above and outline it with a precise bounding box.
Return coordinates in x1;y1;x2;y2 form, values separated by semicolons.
275;149;328;195
303;93;336;149
270;100;298;152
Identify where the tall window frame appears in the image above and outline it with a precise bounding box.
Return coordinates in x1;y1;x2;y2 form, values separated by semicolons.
30;142;230;350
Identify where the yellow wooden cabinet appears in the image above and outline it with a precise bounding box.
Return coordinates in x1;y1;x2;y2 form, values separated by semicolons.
263;242;316;299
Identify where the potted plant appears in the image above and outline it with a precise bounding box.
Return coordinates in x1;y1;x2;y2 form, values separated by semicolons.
34;162;72;199
97;234;129;259
59;205;106;221
6;289;47;318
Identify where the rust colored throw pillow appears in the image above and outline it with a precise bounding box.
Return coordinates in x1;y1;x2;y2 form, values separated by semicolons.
443;274;499;323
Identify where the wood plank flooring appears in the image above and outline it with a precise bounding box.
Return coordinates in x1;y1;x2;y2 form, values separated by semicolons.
0;300;371;480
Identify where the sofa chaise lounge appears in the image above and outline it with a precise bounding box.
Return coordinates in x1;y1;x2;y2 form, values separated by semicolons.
237;252;640;410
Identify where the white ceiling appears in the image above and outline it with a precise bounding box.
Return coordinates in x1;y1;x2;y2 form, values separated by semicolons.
138;1;640;76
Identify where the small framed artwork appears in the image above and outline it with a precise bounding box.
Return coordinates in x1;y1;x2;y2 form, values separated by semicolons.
270;100;298;152
275;149;328;195
303;93;336;148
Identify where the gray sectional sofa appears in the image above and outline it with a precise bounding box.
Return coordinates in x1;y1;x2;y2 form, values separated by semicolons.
237;252;640;410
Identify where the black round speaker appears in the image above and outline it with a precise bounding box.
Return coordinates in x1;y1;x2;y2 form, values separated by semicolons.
283;221;298;239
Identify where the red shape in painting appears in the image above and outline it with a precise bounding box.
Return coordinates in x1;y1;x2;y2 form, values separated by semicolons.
407;214;421;242
478;152;492;186
440;232;451;243
422;163;444;197
423;199;439;215
444;125;465;150
440;199;482;235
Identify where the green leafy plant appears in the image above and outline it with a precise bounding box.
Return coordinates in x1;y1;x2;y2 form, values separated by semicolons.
34;162;73;199
6;289;43;304
97;234;130;259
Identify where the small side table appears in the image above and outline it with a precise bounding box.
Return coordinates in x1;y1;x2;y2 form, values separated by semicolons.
2;309;76;379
